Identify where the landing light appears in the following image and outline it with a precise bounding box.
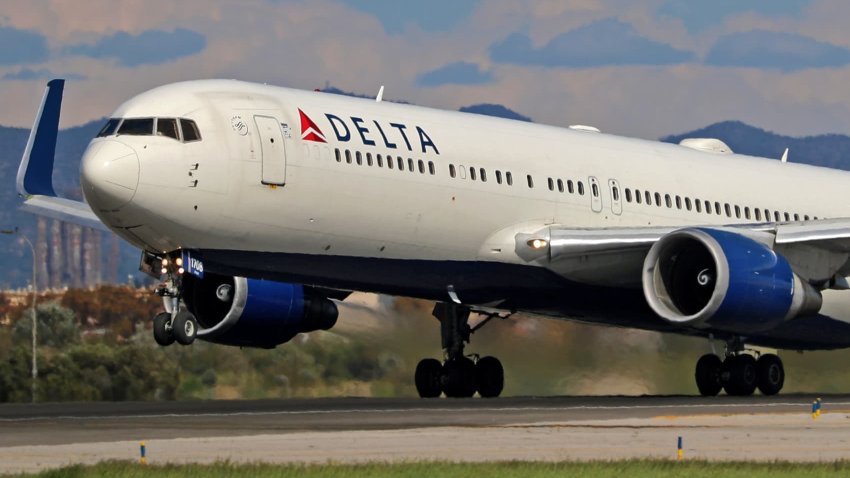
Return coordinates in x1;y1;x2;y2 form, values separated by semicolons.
527;238;548;250
175;257;183;267
161;258;169;266
178;267;185;275
160;267;167;275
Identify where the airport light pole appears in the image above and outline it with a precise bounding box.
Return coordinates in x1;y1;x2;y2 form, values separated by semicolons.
1;227;37;402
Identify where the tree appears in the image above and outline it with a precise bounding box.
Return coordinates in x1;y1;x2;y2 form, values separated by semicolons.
13;302;80;348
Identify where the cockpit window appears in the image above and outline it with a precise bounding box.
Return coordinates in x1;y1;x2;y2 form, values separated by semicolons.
118;118;154;136
97;118;121;137
180;119;201;142
156;118;179;140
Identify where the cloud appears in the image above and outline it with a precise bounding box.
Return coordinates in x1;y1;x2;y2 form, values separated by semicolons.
67;28;206;66
416;61;493;87
0;26;49;66
658;0;811;32
705;30;850;71
1;68;85;81
489;19;693;68
338;0;479;34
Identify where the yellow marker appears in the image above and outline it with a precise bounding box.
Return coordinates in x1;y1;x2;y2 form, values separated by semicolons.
140;441;147;465
817;398;822;417
812;401;818;420
677;436;683;461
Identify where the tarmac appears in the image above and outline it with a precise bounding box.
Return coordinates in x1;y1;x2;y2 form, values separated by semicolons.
0;395;848;473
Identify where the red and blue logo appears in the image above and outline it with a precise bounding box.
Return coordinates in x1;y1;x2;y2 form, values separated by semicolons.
299;109;327;143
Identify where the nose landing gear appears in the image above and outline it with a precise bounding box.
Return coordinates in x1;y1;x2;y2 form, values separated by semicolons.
150;253;198;347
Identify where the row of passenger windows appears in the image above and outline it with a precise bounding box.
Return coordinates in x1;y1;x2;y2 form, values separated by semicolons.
323;147;817;222
334;148;436;175
97;117;202;142
617;187;816;222
449;164;515;186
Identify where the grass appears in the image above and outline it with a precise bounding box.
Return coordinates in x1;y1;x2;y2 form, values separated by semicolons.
8;460;850;478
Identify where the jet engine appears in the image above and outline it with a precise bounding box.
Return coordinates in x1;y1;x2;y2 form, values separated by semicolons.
181;272;338;348
642;228;822;334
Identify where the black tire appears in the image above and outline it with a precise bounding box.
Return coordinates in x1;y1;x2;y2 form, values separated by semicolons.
694;354;722;396
414;358;443;398
756;354;785;396
722;354;757;396
441;357;476;398
172;310;198;346
152;312;175;346
475;356;504;398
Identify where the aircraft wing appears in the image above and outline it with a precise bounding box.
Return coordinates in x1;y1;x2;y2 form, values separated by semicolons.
518;220;850;288
15;79;108;232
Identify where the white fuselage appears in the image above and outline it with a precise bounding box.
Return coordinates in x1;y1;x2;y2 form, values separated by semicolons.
78;80;850;337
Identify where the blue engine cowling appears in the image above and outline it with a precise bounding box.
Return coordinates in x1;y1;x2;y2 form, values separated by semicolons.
181;273;338;348
642;228;822;334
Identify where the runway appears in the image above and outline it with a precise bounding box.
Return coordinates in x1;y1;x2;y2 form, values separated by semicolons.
1;395;849;472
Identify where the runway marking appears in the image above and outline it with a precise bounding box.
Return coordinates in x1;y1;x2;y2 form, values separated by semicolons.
3;401;850;423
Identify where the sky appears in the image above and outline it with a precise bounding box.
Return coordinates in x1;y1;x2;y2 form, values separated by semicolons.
2;0;850;139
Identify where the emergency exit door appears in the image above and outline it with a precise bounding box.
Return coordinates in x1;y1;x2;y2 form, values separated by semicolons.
254;115;286;185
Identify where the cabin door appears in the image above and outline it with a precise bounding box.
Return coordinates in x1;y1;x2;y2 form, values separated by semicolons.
254;115;287;186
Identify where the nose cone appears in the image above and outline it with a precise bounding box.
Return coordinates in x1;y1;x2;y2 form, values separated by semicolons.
80;140;140;211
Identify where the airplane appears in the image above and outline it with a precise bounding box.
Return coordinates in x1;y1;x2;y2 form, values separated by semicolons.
15;78;850;398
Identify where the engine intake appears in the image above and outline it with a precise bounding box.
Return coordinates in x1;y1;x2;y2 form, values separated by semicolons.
642;228;822;334
182;273;338;348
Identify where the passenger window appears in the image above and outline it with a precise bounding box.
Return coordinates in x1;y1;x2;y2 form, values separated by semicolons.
725;204;732;217
180;119;201;142
625;188;632;203
665;194;672;208
655;192;661;206
97;118;121;137
715;202;722;215
744;207;751;220
367;153;373;166
794;213;800;221
612;186;619;201
506;172;513;186
734;205;741;219
470;167;477;181
784;212;790;221
345;150;352;164
774;211;781;222
567;180;575;194
636;190;642;204
592;183;599;197
356;151;363;165
755;209;762;221
557;179;564;193
397;157;404;171
578;182;585;195
527;175;534;188
450;164;456;178
387;155;394;169
695;199;701;213
418;159;425;174
804;215;810;221
335;148;342;162
480;168;487;182
496;170;503;184
408;158;415;172
675;196;681;209
685;197;692;211
377;154;383;167
645;191;652;205
428;161;435;175
704;201;711;214
548;178;555;191
156;118;179;140
118;118;154;136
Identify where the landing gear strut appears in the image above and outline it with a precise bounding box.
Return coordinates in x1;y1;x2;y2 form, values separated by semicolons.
149;253;198;347
694;338;785;396
414;303;505;398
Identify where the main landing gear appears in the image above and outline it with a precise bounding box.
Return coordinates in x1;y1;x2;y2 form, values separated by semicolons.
414;303;505;398
151;256;199;347
694;339;785;396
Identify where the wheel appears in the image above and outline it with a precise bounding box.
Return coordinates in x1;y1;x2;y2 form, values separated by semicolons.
694;354;722;396
415;358;443;398
152;312;175;346
172;310;198;346
475;356;504;398
722;354;757;396
756;354;785;396
441;357;476;398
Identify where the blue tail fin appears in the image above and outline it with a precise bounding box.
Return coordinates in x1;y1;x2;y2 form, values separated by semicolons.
16;79;64;197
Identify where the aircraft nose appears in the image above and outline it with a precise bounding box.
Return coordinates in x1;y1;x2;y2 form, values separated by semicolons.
80;140;140;211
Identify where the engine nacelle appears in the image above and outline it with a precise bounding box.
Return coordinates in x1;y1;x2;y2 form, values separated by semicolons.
642;228;822;334
182;273;338;348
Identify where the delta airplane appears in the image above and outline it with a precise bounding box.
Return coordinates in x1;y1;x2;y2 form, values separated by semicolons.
16;79;850;398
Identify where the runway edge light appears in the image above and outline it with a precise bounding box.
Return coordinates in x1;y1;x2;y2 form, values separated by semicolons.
677;436;683;461
140;441;146;465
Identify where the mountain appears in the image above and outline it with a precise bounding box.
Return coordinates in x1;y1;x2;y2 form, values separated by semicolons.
459;104;532;122
662;120;850;171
